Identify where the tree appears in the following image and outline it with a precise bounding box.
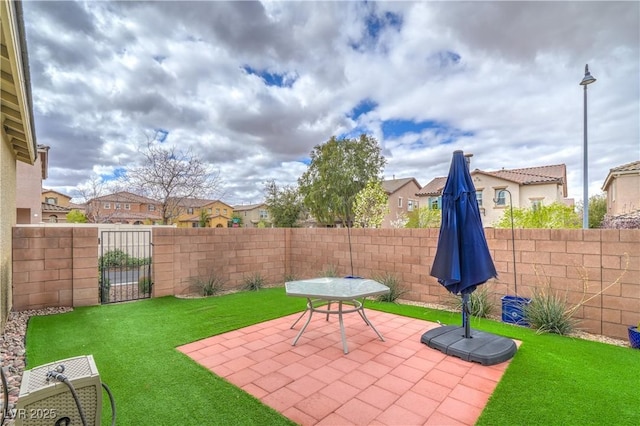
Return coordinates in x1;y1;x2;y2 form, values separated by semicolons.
127;142;222;225
66;210;87;223
198;208;211;227
405;206;441;228
263;180;304;227
493;202;581;229
353;180;389;228
74;174;123;223
575;193;608;228
298;134;386;227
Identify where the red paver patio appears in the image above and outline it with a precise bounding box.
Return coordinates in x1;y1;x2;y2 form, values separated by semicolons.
178;310;515;425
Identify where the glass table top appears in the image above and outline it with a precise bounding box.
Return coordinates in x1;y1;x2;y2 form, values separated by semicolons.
285;277;390;300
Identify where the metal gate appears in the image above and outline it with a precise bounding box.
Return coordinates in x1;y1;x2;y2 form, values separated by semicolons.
99;230;152;304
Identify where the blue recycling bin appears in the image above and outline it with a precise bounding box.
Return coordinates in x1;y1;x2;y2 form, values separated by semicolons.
501;295;531;326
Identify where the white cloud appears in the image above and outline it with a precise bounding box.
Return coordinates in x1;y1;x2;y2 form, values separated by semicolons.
23;1;639;205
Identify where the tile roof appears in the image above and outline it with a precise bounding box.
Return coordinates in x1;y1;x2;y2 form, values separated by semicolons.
416;177;447;196
382;177;421;194
417;164;567;196
233;203;265;211
480;164;566;185
92;191;159;204
609;160;640;173
41;203;70;213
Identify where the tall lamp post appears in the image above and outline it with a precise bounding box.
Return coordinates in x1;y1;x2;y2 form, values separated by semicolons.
580;64;596;229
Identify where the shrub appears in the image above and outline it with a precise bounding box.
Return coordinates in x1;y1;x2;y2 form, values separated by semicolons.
444;285;494;318
138;276;152;295
320;264;338;277
100;249;130;268
242;272;266;291
283;273;297;283
373;272;407;303
190;271;227;296
524;288;577;335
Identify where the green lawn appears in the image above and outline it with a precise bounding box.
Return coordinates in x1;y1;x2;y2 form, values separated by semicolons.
25;288;639;425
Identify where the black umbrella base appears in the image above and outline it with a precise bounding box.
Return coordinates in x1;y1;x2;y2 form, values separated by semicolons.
421;325;517;366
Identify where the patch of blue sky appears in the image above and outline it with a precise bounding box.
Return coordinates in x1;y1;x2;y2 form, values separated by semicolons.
101;167;126;182
349;99;378;120
382;119;473;145
298;158;311;166
154;129;169;142
350;10;403;51
242;65;297;88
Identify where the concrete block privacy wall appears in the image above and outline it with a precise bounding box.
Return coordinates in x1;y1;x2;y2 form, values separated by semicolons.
11;226;640;340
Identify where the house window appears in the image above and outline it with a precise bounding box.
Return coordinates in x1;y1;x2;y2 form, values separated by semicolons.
223;209;227;215
398;197;403;208
207;208;212;214
45;197;57;205
408;200;415;212
429;197;440;210
104;203;111;209
495;189;506;206
115;203;121;210
259;209;268;219
49;215;58;223
531;199;543;211
148;204;156;211
476;191;483;207
124;203;130;210
187;207;194;214
216;208;220;215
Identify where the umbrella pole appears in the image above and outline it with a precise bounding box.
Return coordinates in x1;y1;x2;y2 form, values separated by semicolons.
462;294;471;338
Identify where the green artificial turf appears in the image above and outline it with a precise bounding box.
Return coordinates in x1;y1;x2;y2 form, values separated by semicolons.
24;288;640;425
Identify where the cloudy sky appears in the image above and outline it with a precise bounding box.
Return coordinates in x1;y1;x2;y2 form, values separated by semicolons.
22;1;639;205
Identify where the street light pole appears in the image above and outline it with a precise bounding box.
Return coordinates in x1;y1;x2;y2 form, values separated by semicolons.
580;64;596;229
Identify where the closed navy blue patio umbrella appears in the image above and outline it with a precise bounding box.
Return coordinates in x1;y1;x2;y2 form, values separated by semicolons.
431;150;497;338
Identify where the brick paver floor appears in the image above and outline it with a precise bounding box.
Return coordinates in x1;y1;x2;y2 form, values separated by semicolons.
178;309;515;425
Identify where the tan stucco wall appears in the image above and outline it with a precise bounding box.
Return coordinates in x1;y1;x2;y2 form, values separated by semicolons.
608;174;640;215
383;181;422;228
16;151;43;223
1;134;18;329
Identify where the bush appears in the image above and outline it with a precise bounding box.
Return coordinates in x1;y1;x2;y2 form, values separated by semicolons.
100;249;130;268
242;272;266;291
138;276;152;294
190;271;227;296
444;285;494;318
524;288;577;335
320;264;338;277
373;272;407;303
283;273;297;283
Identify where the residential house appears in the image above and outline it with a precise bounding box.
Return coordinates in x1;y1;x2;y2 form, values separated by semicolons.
175;199;234;228
86;191;163;224
381;177;422;228
16;144;48;223
601;160;640;217
417;164;570;227
41;188;74;223
1;0;38;327
233;203;270;228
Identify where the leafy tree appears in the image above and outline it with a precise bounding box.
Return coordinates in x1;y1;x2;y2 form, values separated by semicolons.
198;208;211;227
66;209;87;223
405;206;441;228
575;193;608;228
298;134;386;227
390;212;409;228
127;141;222;225
230;213;243;227
263;180;304;227
353;180;389;228
493;202;580;229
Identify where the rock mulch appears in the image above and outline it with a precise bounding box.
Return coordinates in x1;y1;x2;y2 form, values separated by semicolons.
0;307;73;418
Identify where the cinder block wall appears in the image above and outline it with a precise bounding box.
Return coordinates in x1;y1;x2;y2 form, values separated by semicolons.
12;227;98;310
152;227;287;297
11;226;639;340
